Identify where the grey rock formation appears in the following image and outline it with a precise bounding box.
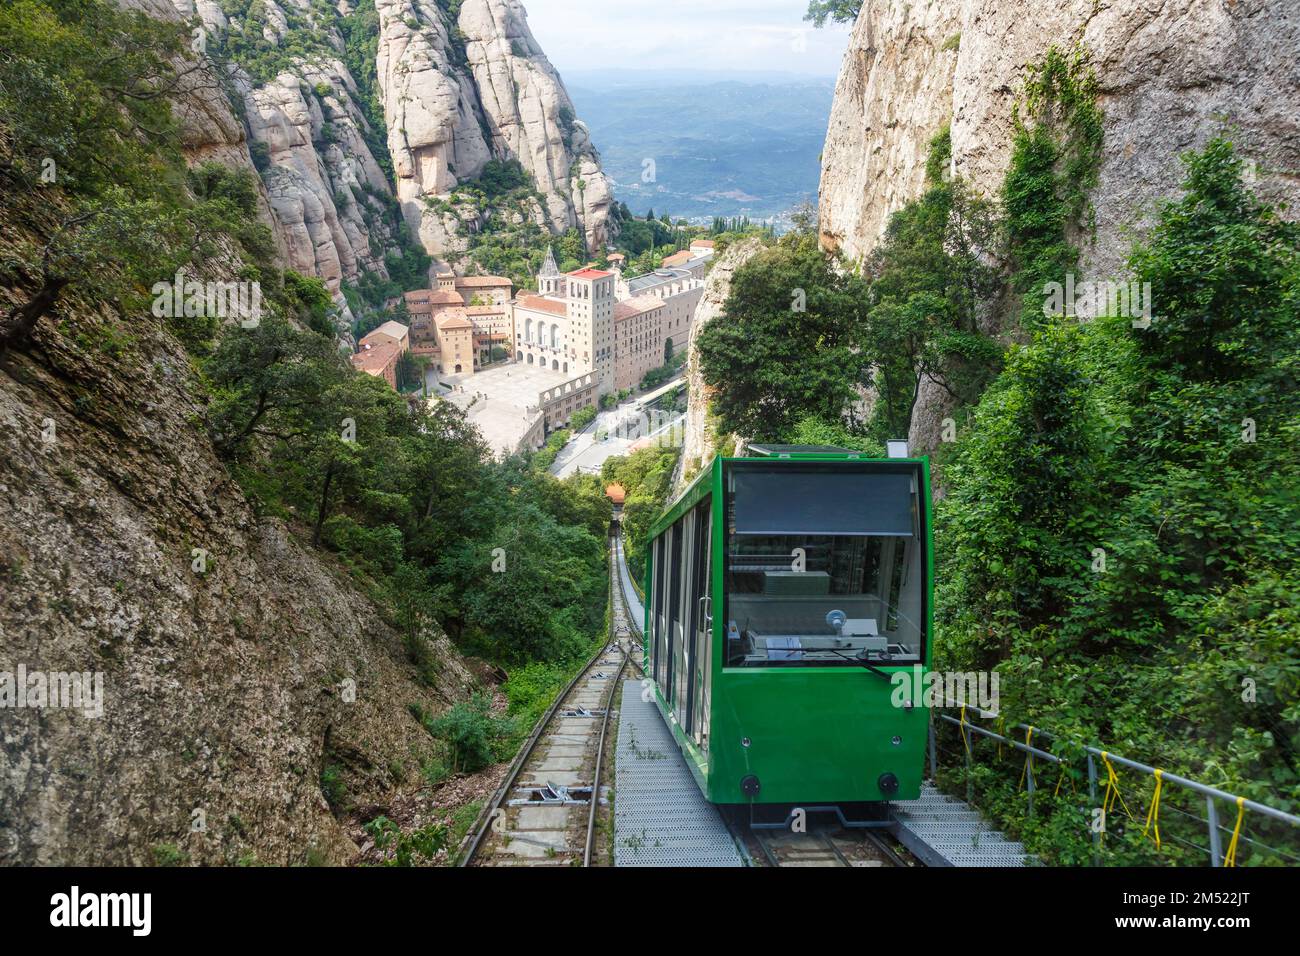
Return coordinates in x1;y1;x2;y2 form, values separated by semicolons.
679;239;765;484
378;0;614;258
0;289;476;866
0;2;495;865
171;0;614;284
238;63;395;293
822;0;1300;274
819;0;1300;454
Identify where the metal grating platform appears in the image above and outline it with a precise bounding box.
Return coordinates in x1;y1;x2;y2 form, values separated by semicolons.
893;784;1031;867
614;680;747;867
615;538;645;634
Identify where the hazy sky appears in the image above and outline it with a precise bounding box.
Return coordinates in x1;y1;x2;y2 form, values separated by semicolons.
522;0;854;78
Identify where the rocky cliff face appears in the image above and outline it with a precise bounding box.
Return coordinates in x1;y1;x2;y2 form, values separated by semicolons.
819;0;1300;453
818;0;962;263
0;265;478;867
239;59;398;295
179;0;613;284
679;239;765;485
821;0;1300;273
379;0;614;257
0;2;491;865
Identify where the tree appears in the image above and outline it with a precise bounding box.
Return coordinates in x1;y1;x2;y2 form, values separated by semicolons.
602;445;680;581
1129;139;1300;383
0;0;234;350
859;131;1003;439
205;315;343;461
936;141;1300;859
804;1;863;28
696;232;868;441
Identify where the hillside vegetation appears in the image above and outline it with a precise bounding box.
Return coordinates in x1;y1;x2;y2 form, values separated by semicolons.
0;0;612;865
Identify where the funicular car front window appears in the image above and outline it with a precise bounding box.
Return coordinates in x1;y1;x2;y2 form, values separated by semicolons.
723;464;924;667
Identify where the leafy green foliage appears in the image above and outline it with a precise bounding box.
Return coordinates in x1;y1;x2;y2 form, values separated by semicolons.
861;126;1003;440
696;136;1001;450
320;763;348;813
804;1;863;28
476;158;532;196
363;815;449;866
602;444;680;582
425;694;514;774
696;230;869;442
639;348;688;390
0;0;274;350
205;306;612;669
937;140;1300;865
1004;46;1104;329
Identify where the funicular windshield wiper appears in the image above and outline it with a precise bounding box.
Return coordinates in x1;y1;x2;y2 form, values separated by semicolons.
825;647;894;681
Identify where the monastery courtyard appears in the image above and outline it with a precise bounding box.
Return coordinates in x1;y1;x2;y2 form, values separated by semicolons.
435;361;569;456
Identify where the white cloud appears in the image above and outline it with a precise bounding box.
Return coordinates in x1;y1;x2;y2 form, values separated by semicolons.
521;0;853;77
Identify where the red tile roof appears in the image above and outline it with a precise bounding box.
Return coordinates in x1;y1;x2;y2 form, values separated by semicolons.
350;341;400;374
435;311;473;331
568;268;611;280
614;295;663;322
516;294;568;317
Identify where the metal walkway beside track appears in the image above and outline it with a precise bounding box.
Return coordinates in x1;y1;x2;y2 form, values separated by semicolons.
892;784;1031;866
614;535;644;630
614;679;747;867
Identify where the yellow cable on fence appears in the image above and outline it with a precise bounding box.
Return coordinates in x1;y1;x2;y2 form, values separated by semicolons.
1100;751;1135;822
1054;760;1076;797
959;704;972;757
1224;796;1247;868
1018;726;1035;790
1142;769;1164;851
996;716;1006;760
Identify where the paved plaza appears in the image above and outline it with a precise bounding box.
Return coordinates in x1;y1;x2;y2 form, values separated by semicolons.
428;362;685;465
434;362;568;455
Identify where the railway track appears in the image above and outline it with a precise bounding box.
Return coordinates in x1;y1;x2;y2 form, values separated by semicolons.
739;820;915;868
460;537;634;867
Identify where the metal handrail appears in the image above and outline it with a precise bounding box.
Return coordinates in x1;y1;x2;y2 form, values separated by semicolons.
1009;722;1300;828
931;708;1300;867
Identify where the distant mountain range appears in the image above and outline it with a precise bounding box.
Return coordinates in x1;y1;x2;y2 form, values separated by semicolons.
566;71;835;226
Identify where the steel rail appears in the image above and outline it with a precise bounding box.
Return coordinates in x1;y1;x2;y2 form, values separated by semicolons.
584;544;635;866
863;829;910;867
457;638;610;866
459;536;625;867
